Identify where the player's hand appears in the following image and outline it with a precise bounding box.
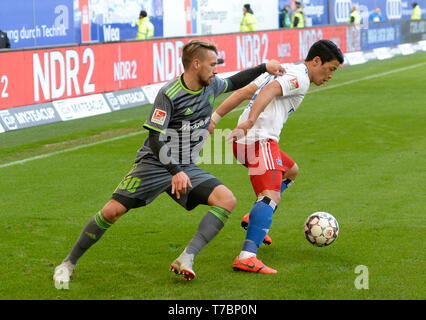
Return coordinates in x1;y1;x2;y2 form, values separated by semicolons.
208;120;216;135
225;119;253;143
171;171;192;200
265;60;285;76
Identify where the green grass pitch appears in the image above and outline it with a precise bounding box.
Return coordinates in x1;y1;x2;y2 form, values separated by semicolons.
0;52;425;300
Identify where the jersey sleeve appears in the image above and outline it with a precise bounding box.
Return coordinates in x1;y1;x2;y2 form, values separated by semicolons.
275;74;307;97
212;77;230;97
143;91;173;134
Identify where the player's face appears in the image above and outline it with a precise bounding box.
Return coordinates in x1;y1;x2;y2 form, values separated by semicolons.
312;58;340;86
197;50;218;87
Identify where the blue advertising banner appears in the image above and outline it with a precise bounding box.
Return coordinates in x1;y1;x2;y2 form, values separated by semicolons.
86;0;163;42
331;0;426;25
0;0;74;49
361;20;402;49
191;0;198;34
279;0;329;26
303;0;330;26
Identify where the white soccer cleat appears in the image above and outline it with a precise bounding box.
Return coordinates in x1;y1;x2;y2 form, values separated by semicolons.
170;250;196;280
53;260;75;289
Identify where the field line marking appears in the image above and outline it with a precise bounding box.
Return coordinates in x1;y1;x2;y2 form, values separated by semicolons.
308;61;426;93
0;131;146;169
1;60;425;169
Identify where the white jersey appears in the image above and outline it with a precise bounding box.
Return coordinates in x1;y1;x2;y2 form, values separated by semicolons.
236;63;310;144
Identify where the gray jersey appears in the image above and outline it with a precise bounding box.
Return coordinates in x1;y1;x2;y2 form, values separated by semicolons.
138;75;229;164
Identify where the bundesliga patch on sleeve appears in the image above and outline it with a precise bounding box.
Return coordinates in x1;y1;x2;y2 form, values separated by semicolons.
151;108;167;125
289;77;299;90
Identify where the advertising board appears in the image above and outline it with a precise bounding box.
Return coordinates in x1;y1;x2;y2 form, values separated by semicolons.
0;25;349;110
0;0;74;48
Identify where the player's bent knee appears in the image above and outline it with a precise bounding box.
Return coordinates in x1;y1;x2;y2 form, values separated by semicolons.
258;190;281;206
226;194;237;212
218;192;236;213
285;163;299;181
101;200;127;223
208;185;237;212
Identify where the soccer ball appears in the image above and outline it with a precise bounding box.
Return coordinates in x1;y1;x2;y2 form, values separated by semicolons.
304;212;339;247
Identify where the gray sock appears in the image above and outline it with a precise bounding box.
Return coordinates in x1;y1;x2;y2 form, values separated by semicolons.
185;207;230;256
64;211;113;265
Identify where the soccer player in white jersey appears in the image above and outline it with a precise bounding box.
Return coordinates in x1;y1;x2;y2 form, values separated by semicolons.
209;40;344;273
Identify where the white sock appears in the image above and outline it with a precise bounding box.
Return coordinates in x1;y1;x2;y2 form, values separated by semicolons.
239;250;256;259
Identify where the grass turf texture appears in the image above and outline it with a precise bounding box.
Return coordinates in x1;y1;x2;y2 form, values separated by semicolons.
0;52;425;300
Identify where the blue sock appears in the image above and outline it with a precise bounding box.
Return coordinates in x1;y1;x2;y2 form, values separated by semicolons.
281;180;287;194
242;198;275;255
281;179;293;195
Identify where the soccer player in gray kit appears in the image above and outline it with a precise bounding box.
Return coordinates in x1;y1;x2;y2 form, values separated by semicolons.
53;39;284;285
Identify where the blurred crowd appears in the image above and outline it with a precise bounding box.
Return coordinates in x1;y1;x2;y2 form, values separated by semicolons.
276;1;422;30
0;1;423;49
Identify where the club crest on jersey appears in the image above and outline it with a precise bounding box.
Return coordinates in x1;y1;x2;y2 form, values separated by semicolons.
289;78;299;90
151;108;167;125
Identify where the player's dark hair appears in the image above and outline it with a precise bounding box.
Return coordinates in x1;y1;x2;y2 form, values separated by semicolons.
140;10;147;17
305;40;344;64
182;40;218;69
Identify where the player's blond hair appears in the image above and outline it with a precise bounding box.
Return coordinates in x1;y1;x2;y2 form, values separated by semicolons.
182;40;218;69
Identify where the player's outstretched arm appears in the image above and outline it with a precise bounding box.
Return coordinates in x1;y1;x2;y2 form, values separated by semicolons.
209;83;258;134
225;60;284;93
226;80;282;142
247;80;282;124
210;60;284;134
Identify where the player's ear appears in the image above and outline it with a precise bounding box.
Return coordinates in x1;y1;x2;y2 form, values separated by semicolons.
313;56;322;66
193;58;201;70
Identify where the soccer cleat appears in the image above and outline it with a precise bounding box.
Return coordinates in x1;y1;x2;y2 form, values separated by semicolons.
241;213;272;245
170;251;196;280
233;256;277;274
53;260;75;289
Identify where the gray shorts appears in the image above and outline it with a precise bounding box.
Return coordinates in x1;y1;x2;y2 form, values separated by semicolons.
112;159;223;211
